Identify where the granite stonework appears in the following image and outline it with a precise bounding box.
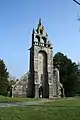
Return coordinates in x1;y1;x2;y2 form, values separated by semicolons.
12;72;29;97
12;19;64;98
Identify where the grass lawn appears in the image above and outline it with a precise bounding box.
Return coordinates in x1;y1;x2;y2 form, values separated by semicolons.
0;97;80;120
0;95;38;103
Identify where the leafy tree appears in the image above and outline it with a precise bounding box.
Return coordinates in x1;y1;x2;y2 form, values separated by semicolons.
7;76;17;97
0;59;9;96
53;52;79;97
9;76;16;86
75;64;80;95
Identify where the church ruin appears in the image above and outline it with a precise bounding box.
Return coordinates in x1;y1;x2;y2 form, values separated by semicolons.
12;19;63;98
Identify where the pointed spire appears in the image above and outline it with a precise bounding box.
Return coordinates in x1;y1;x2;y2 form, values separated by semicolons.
32;28;35;35
38;18;42;26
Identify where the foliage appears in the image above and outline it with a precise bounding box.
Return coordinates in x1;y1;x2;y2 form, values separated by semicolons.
53;52;79;97
0;59;9;96
9;79;16;86
8;76;17;97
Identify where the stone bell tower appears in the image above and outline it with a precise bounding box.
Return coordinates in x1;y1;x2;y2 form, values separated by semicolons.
27;19;54;98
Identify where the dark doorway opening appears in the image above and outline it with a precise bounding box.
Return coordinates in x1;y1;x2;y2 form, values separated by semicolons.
39;85;43;98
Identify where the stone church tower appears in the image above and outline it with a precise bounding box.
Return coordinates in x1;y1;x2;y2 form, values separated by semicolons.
27;19;57;98
12;19;63;98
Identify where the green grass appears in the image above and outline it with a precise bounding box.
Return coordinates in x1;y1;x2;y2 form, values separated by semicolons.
0;97;80;120
0;95;38;103
44;97;80;107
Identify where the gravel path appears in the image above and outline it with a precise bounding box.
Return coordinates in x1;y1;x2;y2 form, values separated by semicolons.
0;99;50;108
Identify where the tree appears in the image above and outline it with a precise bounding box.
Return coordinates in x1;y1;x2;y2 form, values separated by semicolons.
0;59;9;96
73;0;80;5
9;75;16;86
53;52;79;97
7;75;17;97
73;0;80;22
75;62;80;95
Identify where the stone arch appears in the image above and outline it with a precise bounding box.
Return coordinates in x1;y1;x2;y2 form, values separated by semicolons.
40;38;44;44
38;50;49;98
36;35;40;42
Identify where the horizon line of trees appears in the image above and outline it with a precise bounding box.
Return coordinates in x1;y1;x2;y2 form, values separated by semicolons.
0;52;80;97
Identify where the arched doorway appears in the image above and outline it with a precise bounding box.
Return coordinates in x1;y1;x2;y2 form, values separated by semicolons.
38;51;49;98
